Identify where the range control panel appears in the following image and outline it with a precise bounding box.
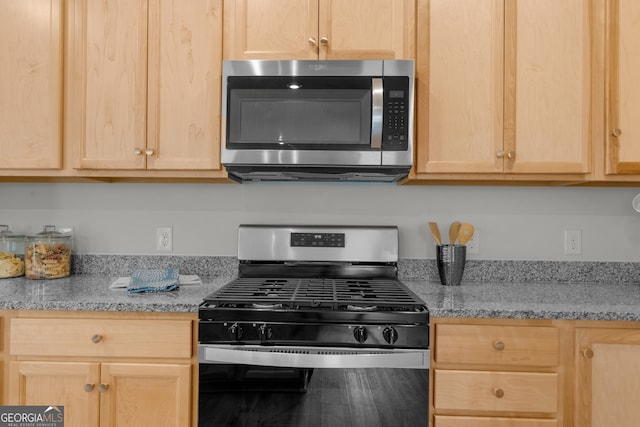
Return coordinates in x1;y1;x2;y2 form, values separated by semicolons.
291;232;345;248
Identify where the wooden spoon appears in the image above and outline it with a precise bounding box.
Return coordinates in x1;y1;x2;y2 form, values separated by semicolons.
428;222;442;245
448;221;461;245
458;223;475;245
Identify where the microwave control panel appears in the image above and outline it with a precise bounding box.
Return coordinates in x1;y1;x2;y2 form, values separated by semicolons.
382;76;410;151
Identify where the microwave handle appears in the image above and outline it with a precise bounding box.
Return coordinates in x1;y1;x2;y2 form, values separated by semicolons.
371;78;384;149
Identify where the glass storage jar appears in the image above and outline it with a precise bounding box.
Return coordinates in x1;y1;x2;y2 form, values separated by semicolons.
0;225;25;278
25;225;72;279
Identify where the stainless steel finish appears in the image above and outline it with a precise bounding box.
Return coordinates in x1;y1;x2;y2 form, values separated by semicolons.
371;78;383;149
98;384;109;392
308;37;317;46
145;148;154;156
84;384;94;392
220;59;414;181
497;151;505;158
320;37;329;46
134;147;142;156
237;225;398;263
198;344;430;369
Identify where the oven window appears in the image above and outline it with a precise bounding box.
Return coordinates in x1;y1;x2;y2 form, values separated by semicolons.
198;365;428;427
226;76;372;150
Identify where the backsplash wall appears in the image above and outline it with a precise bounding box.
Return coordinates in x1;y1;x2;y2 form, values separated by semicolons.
1;182;640;262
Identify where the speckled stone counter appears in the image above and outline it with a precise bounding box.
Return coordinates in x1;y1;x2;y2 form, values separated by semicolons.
405;280;640;322
1;274;639;322
0;275;230;313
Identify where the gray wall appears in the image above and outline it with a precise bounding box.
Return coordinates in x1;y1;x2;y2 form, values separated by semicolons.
1;182;639;261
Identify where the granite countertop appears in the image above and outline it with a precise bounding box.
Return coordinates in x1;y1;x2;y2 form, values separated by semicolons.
0;274;639;322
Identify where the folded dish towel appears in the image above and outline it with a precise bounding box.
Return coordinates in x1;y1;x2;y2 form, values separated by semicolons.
109;273;202;290
126;268;180;293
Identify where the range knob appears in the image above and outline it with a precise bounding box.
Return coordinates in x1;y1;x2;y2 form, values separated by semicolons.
228;323;243;341
258;324;273;342
383;327;399;344
353;326;368;344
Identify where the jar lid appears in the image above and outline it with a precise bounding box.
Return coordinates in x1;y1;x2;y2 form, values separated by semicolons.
27;225;70;240
0;224;24;239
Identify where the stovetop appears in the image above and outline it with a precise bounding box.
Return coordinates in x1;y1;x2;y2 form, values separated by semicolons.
202;277;426;311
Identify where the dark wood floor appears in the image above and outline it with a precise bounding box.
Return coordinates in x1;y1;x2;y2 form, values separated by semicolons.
199;368;429;427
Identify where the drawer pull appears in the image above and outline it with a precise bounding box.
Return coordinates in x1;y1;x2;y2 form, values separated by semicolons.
582;348;594;359
493;340;505;351
98;384;109;393
493;387;505;398
91;334;103;343
83;383;95;392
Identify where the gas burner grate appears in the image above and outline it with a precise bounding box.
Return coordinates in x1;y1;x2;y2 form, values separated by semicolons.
205;277;425;311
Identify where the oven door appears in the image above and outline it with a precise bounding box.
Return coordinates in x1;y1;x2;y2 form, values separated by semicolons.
198;345;430;427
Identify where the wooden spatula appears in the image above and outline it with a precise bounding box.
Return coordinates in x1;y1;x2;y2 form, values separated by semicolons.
448;221;461;244
458;223;475;245
428;222;442;245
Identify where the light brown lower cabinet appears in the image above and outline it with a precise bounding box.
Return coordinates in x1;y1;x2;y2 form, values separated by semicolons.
434;415;558;427
7;312;196;427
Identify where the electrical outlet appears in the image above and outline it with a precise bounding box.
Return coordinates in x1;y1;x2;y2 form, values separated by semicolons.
466;230;479;254
564;229;581;255
156;227;172;252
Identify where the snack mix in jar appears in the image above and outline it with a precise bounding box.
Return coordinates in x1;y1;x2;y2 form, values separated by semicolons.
0;225;25;278
25;225;72;279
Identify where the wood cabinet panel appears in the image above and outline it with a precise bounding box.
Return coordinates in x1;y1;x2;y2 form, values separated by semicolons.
435;415;557;427
606;0;640;174
435;324;559;366
10;318;192;358
9;361;100;426
434;370;558;414
0;0;63;169
575;327;640;427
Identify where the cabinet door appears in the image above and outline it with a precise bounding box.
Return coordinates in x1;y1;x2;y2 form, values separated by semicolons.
9;361;100;427
575;328;640;427
606;0;640;174
415;0;505;174
507;0;591;174
223;0;319;59
0;0;63;169
100;363;191;427
70;0;149;169
146;0;223;170
319;0;414;60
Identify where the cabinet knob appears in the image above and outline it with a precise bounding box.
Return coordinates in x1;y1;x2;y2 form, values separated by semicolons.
84;383;95;392
91;334;102;344
98;384;109;393
582;348;594;359
493;388;505;398
308;37;317;46
496;151;505;158
507;151;515;160
320;37;329;46
611;128;622;137
493;340;505;351
134;147;143;156
145;148;154;156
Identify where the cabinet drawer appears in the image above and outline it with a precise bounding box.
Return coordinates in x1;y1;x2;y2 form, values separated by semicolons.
435;324;558;366
434;370;558;413
10;318;192;359
435;415;557;427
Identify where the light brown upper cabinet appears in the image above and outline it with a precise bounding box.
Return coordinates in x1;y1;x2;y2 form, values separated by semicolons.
0;0;63;170
606;0;640;174
223;0;415;60
67;0;223;171
414;0;593;179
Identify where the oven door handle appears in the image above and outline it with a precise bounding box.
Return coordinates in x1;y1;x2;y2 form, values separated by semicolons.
371;77;384;150
199;345;429;369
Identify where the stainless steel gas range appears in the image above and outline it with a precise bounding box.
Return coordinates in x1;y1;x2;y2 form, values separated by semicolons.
197;225;430;427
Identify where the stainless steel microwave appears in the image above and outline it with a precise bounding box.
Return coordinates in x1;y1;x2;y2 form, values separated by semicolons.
220;60;414;183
